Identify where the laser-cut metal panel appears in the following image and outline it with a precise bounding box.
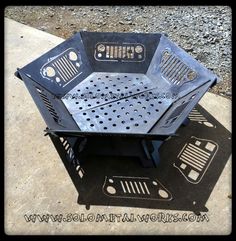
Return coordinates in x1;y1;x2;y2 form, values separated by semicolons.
19;32;93;97
146;35;218;97
17;71;78;130
80;31;161;73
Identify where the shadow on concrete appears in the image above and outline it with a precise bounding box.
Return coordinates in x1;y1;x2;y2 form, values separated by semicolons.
50;104;231;214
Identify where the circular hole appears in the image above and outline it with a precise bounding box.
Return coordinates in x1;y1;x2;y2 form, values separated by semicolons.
105;87;108;89
89;92;93;94
126;126;130;129
83;113;86;115
104;113;108;115
86;87;89;89
121;107;125;110
117;89;120;91
134;123;139;126
155;109;159;112
152;181;158;186
138;101;141;104
154;96;157;99
158;189;169;199
124;76;127;78
90;80;93;82
133;96;137;99
112;124;116;127
144;86;148;89
147;112;151;115
81;94;84;97
101;93;105;97
88;104;91;107
149;92;153;94
117;102;120;105
130;118;134;121
142;106;146;110
99;121;103;124
100;107;104;110
97;89;101;92
113;84;116;87
129;104;133;107
94;84;97;87
125;112;129;115
132;84;136;86
96;101;100;104
79;107;83;110
77;89;80;92
108;118;112;121
76;102;79;104
106;76;109;78
109;104;112;107
139;115;142;118
136;77;139;80
113;110;116;113
92;110;95;113
90;124;94;127
106;186;116;194
86;118;90;121
121;93;124;96
109;91;112;94
143;120;147;123
98;78;101;80
103;127;107;130
117;77;120;80
140;82;143;85
137;89;140;91
150;104;154;107
125;86;128;89
134;109;138;112
129;91;132;94
105;99;108;101
84;99;88;102
95;115;99;118
117;115;121;118
158;101;162;104
125;99;129;102
146;99;149;102
121;120;125;124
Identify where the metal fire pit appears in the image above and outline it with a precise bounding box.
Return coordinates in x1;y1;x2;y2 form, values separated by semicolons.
16;31;219;166
16;31;219;137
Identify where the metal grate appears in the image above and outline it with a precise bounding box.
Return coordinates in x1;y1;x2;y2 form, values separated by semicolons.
62;72;172;133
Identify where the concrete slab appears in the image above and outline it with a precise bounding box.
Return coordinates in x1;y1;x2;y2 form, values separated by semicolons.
4;18;232;235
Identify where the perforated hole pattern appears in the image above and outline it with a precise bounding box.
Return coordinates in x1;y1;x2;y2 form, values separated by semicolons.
62;72;158;115
62;72;173;134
